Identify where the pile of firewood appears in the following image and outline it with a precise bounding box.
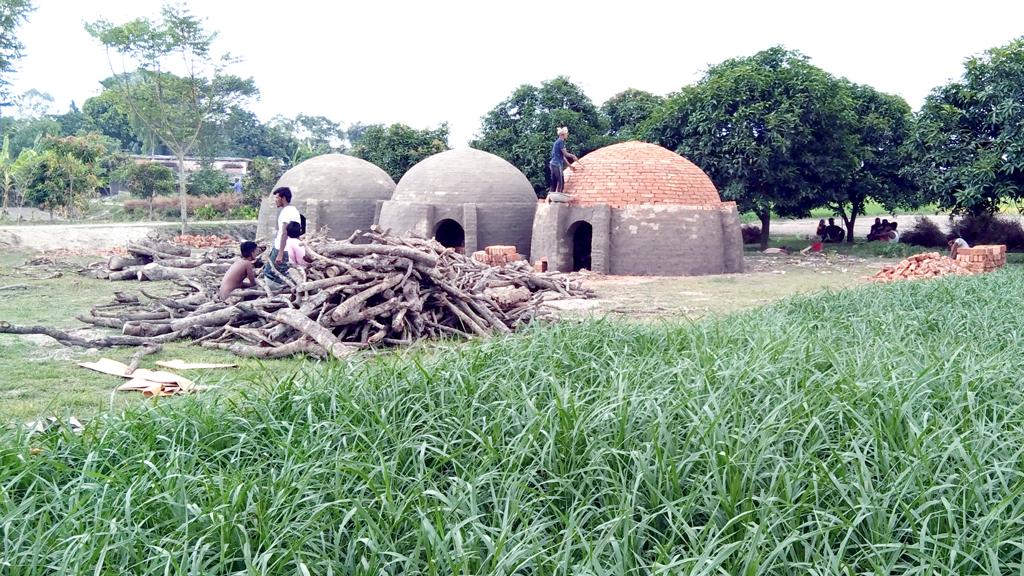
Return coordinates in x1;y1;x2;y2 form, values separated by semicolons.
79;238;235;282
869;252;976;282
2;229;593;359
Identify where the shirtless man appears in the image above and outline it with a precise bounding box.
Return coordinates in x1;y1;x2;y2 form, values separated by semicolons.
219;241;259;300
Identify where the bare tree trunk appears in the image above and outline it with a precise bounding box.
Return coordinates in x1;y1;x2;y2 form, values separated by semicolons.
176;152;188;235
758;210;771;251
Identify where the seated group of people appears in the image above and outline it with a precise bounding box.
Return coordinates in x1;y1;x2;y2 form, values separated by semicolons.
866;218;900;242
815;218;847;243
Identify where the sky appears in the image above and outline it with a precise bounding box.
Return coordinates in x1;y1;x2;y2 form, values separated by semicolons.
7;0;1024;146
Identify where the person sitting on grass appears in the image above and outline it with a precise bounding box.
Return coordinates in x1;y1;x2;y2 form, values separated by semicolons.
887;221;900;243
800;240;824;255
283;221;309;268
219;241;259;300
867;217;883;241
815;219;827;241
948;232;969;259
823;218;845;243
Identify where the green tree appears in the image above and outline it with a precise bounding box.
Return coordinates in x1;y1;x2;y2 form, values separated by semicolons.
646;47;855;249
121;161;174;219
601;88;663;139
86;4;257;234
187;165;230;196
53;101;87;136
349;122;450;182
820;83;916;242
242;155;283;207
20;134;108;218
905;37;1024;214
82;86;145;152
472;76;610;196
0;0;35;98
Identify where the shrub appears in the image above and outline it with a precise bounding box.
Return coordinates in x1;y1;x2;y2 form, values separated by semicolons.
230;205;259;220
187;166;231;197
741;224;761;244
900;217;948;247
953;214;1024;249
122;193;241;219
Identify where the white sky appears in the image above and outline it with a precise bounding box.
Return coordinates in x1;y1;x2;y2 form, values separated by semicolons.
8;0;1024;146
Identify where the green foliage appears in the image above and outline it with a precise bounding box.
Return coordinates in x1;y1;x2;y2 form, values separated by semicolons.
5;272;1024;572
0;0;34;98
906;37;1024;215
241;155;283;206
0;114;61;157
647;47;855;248
119;161;174;219
82;86;145;152
821;83;918;241
349;122;450;182
230;204;258;219
600;88;663;139
86;4;257;234
472;76;610;196
192;203;219;220
187;165;230;197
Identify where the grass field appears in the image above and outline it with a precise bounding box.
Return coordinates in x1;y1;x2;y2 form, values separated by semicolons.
3;264;1024;573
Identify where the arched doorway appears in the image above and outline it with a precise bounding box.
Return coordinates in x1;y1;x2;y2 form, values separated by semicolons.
434;219;465;252
568;221;592;272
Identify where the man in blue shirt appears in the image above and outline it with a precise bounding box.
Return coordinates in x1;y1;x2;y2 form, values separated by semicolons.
233;177;243;194
548;126;579;195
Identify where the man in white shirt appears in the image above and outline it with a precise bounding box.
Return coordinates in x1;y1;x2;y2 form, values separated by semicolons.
272;187;301;265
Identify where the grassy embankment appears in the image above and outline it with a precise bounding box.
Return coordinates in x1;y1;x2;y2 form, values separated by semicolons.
2;266;1024;573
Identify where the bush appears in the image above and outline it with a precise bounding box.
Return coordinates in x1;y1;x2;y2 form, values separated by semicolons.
123;193;242;219
953;214;1024;249
230;205;259;220
900;217;948;247
187;166;231;197
741;224;761;244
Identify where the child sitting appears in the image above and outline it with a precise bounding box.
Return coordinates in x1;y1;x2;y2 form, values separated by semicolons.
219;241;259;300
284;221;308;267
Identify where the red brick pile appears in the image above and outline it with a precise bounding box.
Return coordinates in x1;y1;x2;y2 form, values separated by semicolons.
471;245;524;267
870;247;1006;282
171;234;236;248
955;244;1006;273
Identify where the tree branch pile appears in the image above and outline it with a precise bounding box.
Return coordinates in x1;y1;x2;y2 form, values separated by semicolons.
4;229;593;359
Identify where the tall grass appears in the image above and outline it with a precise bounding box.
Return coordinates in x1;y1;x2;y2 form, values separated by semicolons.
4;270;1024;574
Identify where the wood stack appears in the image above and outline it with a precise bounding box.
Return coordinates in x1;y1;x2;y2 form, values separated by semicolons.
3;229;594;359
955;245;1006;273
870;252;976;282
471;245;525;267
79;238;236;283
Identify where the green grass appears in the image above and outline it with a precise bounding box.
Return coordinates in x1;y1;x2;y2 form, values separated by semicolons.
3;269;1024;573
744;235;923;259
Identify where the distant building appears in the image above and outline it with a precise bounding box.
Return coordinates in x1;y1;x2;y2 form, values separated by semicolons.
129;155;251;177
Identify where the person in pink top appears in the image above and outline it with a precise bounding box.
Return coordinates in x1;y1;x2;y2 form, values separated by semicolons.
284;221;308;267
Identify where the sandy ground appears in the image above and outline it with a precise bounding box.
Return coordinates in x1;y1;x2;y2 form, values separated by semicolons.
0;221;251;252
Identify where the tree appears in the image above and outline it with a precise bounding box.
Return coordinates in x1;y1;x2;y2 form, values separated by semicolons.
242;155;284;207
349;122;450;182
19;134;109;218
0;0;34;98
472;76;610;196
187;165;230;196
82;86;145;152
121;161;174;219
646;47;855;249
601;88;663;140
53;101;87;136
820;83;916;242
86;5;257;234
905;37;1024;215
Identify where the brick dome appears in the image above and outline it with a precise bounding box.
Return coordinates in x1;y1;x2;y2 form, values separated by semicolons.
564;141;722;208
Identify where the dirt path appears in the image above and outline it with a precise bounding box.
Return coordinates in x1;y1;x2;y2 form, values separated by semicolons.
0;221;252;252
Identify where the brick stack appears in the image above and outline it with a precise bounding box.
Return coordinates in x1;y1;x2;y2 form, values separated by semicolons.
955;244;1006;273
563;141;723;208
870;253;974;282
471;245;524;267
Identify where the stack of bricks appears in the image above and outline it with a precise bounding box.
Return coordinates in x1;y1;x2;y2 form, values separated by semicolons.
955;244;1007;273
471;245;524;267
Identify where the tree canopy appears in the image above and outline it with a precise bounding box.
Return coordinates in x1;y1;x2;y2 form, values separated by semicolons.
86;4;256;233
349;123;449;182
646;47;857;248
472;77;609;196
0;0;34;98
601;88;663;140
906;37;1024;215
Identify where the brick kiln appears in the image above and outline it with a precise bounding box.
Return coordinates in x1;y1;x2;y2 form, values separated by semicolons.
530;141;744;275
